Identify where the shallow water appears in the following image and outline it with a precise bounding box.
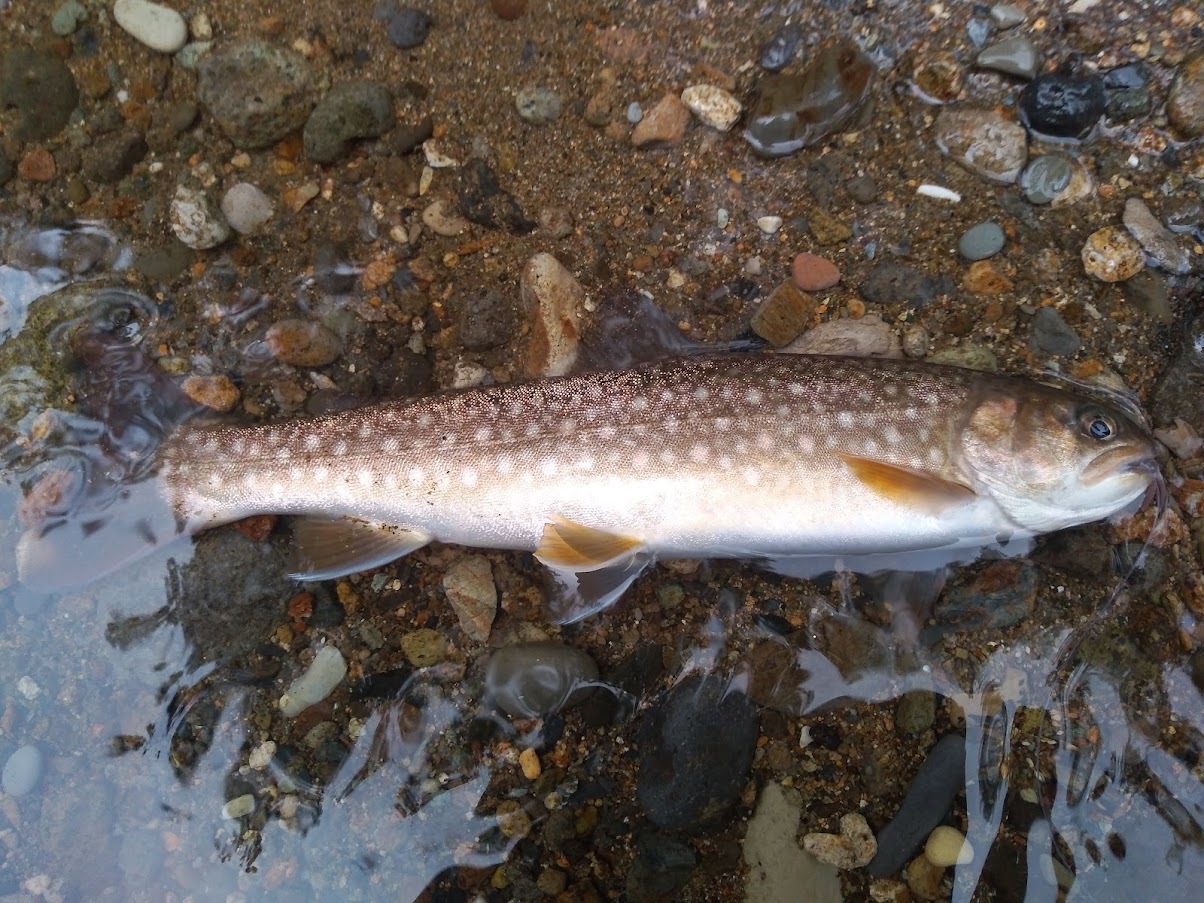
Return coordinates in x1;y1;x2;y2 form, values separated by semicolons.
0;220;1199;902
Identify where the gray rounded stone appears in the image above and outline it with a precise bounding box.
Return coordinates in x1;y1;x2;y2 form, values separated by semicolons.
1019;154;1073;205
2;744;44;797
51;0;87;35
303;81;395;163
976;35;1039;80
486;641;599;718
958;221;1006;260
197;42;316;149
515;87;563;125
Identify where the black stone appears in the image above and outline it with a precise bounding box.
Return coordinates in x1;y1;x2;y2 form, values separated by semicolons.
636;672;758;830
377;2;433;49
0;48;79;141
1030;306;1082;357
581;642;665;727
1019;72;1106;140
459;291;518;351
457;158;536;233
867;734;966;876
759;23;803;72
1103;63;1152;120
82;129;148;184
625;832;697;902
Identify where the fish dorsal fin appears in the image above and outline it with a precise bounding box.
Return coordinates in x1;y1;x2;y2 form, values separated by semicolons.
535;518;643;571
837;453;977;514
288;517;431;581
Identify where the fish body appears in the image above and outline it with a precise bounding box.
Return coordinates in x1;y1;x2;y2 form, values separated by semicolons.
19;354;1158;618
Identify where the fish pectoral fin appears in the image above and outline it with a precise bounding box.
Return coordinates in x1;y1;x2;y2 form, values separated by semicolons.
837;452;977;514
535;518;644;571
288;517;431;582
543;554;654;624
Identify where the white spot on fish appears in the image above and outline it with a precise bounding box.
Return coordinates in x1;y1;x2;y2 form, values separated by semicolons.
718;455;733;470
788;382;804;396
271;482;284;498
384;438;399;453
204;437;219;453
884;383;900;397
632;451;650;469
418;413;433;427
665;417;680;433
358;469;373;487
694;386;709;401
462;468;478;488
385;474;398;489
497;456;514;475
315;466;330;482
474;427;492;442
558;420;576;436
735;440;748;454
864;439;880;456
837;412;855;428
305;435;320;452
632;396;649;412
904;407;919;421
231;439;245;455
746;389;763;404
576;456;595;471
799;435;816;454
928;448;943;466
541;458;558;477
408;467;424;485
435;473;451;491
756;433;774;451
660;390;674;403
334;441;347;455
207;474;223;488
918;427;931;443
659;449;676;465
777;404;790;417
289;467;302;481
688;444;709;464
884;425;902;445
525;423;541;439
714;417;731;432
744;467;761;485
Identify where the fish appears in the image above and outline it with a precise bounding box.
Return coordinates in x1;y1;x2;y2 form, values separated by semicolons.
16;353;1160;621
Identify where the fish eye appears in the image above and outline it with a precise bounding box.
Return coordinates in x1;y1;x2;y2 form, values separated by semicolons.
1083;413;1116;441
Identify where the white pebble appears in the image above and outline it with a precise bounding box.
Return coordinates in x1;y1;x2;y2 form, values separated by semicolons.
170;183;230;249
113;0;188;54
422;141;459;168
222;793;256;819
2;745;43;797
220;183;275;235
279;645;347;717
925;825;975;867
916;184;961;202
757;215;783;234
681;84;742;131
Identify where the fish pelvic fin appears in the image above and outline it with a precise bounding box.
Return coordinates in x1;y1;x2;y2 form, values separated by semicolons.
536;518;650;623
288;517;431;582
837;452;977;514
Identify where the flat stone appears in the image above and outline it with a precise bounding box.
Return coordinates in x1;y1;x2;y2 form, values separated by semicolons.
457;158;535;233
422;199;469;237
520;252;586;377
958;221;1005;260
792;253;841;291
803;813;878;869
169;184;230;250
82;129;147;183
751;280;817;347
0;48;79;141
220;183;275;235
925;826;974;867
632;92;690;147
989;3;1026;28
759;23;803;73
745;783;841;903
1019;72;1106;140
17;147;56;182
515;86;562;124
860;260;953;306
962;260;1013;294
280;645;347;716
2;745;43;797
485;641;599;717
264;319;341;366
113;0;188;53
1019;154;1072;204
934;107;1027;184
442;554;497;642
782;316;902;358
1123;197;1192;274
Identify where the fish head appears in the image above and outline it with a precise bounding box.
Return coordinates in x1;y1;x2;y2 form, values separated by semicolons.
957;385;1159;534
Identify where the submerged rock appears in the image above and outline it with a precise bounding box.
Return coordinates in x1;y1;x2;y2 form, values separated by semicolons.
745;783;841;902
303;80;395;163
1167;47;1204;138
744;41;875;157
626;832;697;902
197;42;316;149
485;641;599;718
0;48;79;141
1019;72;1106;140
637;673;758;830
759;23;803;73
280;645;347;716
457;158;535;233
933;107;1027;184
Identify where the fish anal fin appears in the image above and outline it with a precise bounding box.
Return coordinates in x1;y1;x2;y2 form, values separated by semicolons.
837;452;977;514
535;518;643;571
288;517;431;581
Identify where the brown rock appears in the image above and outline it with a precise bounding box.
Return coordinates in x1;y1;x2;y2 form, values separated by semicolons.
632;93;689;147
1081;225;1144;282
1168;47;1204;139
791;253;841;291
520;252;586;378
182;374;241;412
265;319;342;367
751;280;817;347
962;260;1013;294
490;0;528;20
808;208;852;245
905;853;945;901
17;147;55;182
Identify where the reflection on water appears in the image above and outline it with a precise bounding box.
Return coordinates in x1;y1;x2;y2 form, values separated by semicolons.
0;222;1201;901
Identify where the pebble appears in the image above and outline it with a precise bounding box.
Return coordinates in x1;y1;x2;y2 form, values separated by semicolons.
625;102;643;124
51;0;87;36
906;853;945;901
792;253;841;291
681;84;742;131
378;2;432;49
17;147;56;182
82;129;148;183
1103;63;1153;120
1019;72;1106;140
265;319;342;367
1030;307;1082;356
495;800;531;839
808;208;851;245
759;23;803;72
782;316;902;358
962;260;1011;295
976;35;1039;80
631;92;690;147
279;645;347;716
756;215;783;235
181;374;240;412
744;41;875;157
515;86;562;124
221;794;256;819
490;0;528;20
902;325;930;358
989;3;1026;28
519;747;541;780
751;280;816;347
400;628;448;667
1018;153;1072;204
2;745;44;797
895;689;936;735
927;343;998;371
304;81;395;163
536;868;566;895
958;221;1005;260
442;554;497;642
538;206;574;238
169;184;230;250
745;783;841;903
113;0;188;53
637;673;758;830
0;48;79;141
847;174;878;203
197;42;316;149
220;183;275;235
459;290;517;350
925;826;974;867
1048;155;1094;207
422;199;469;237
1123;198;1191;274
485;641;599;717
803;814;878;869
867;734;966;876
1081;225;1145;282
283;182;320;214
520;252;586;378
933;107;1027;184
626;832;697;902
1168;48;1204;138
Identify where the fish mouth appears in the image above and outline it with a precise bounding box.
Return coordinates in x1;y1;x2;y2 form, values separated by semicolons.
1080;445;1158;487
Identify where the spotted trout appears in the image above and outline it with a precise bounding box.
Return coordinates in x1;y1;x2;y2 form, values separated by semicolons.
18;354;1159;620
